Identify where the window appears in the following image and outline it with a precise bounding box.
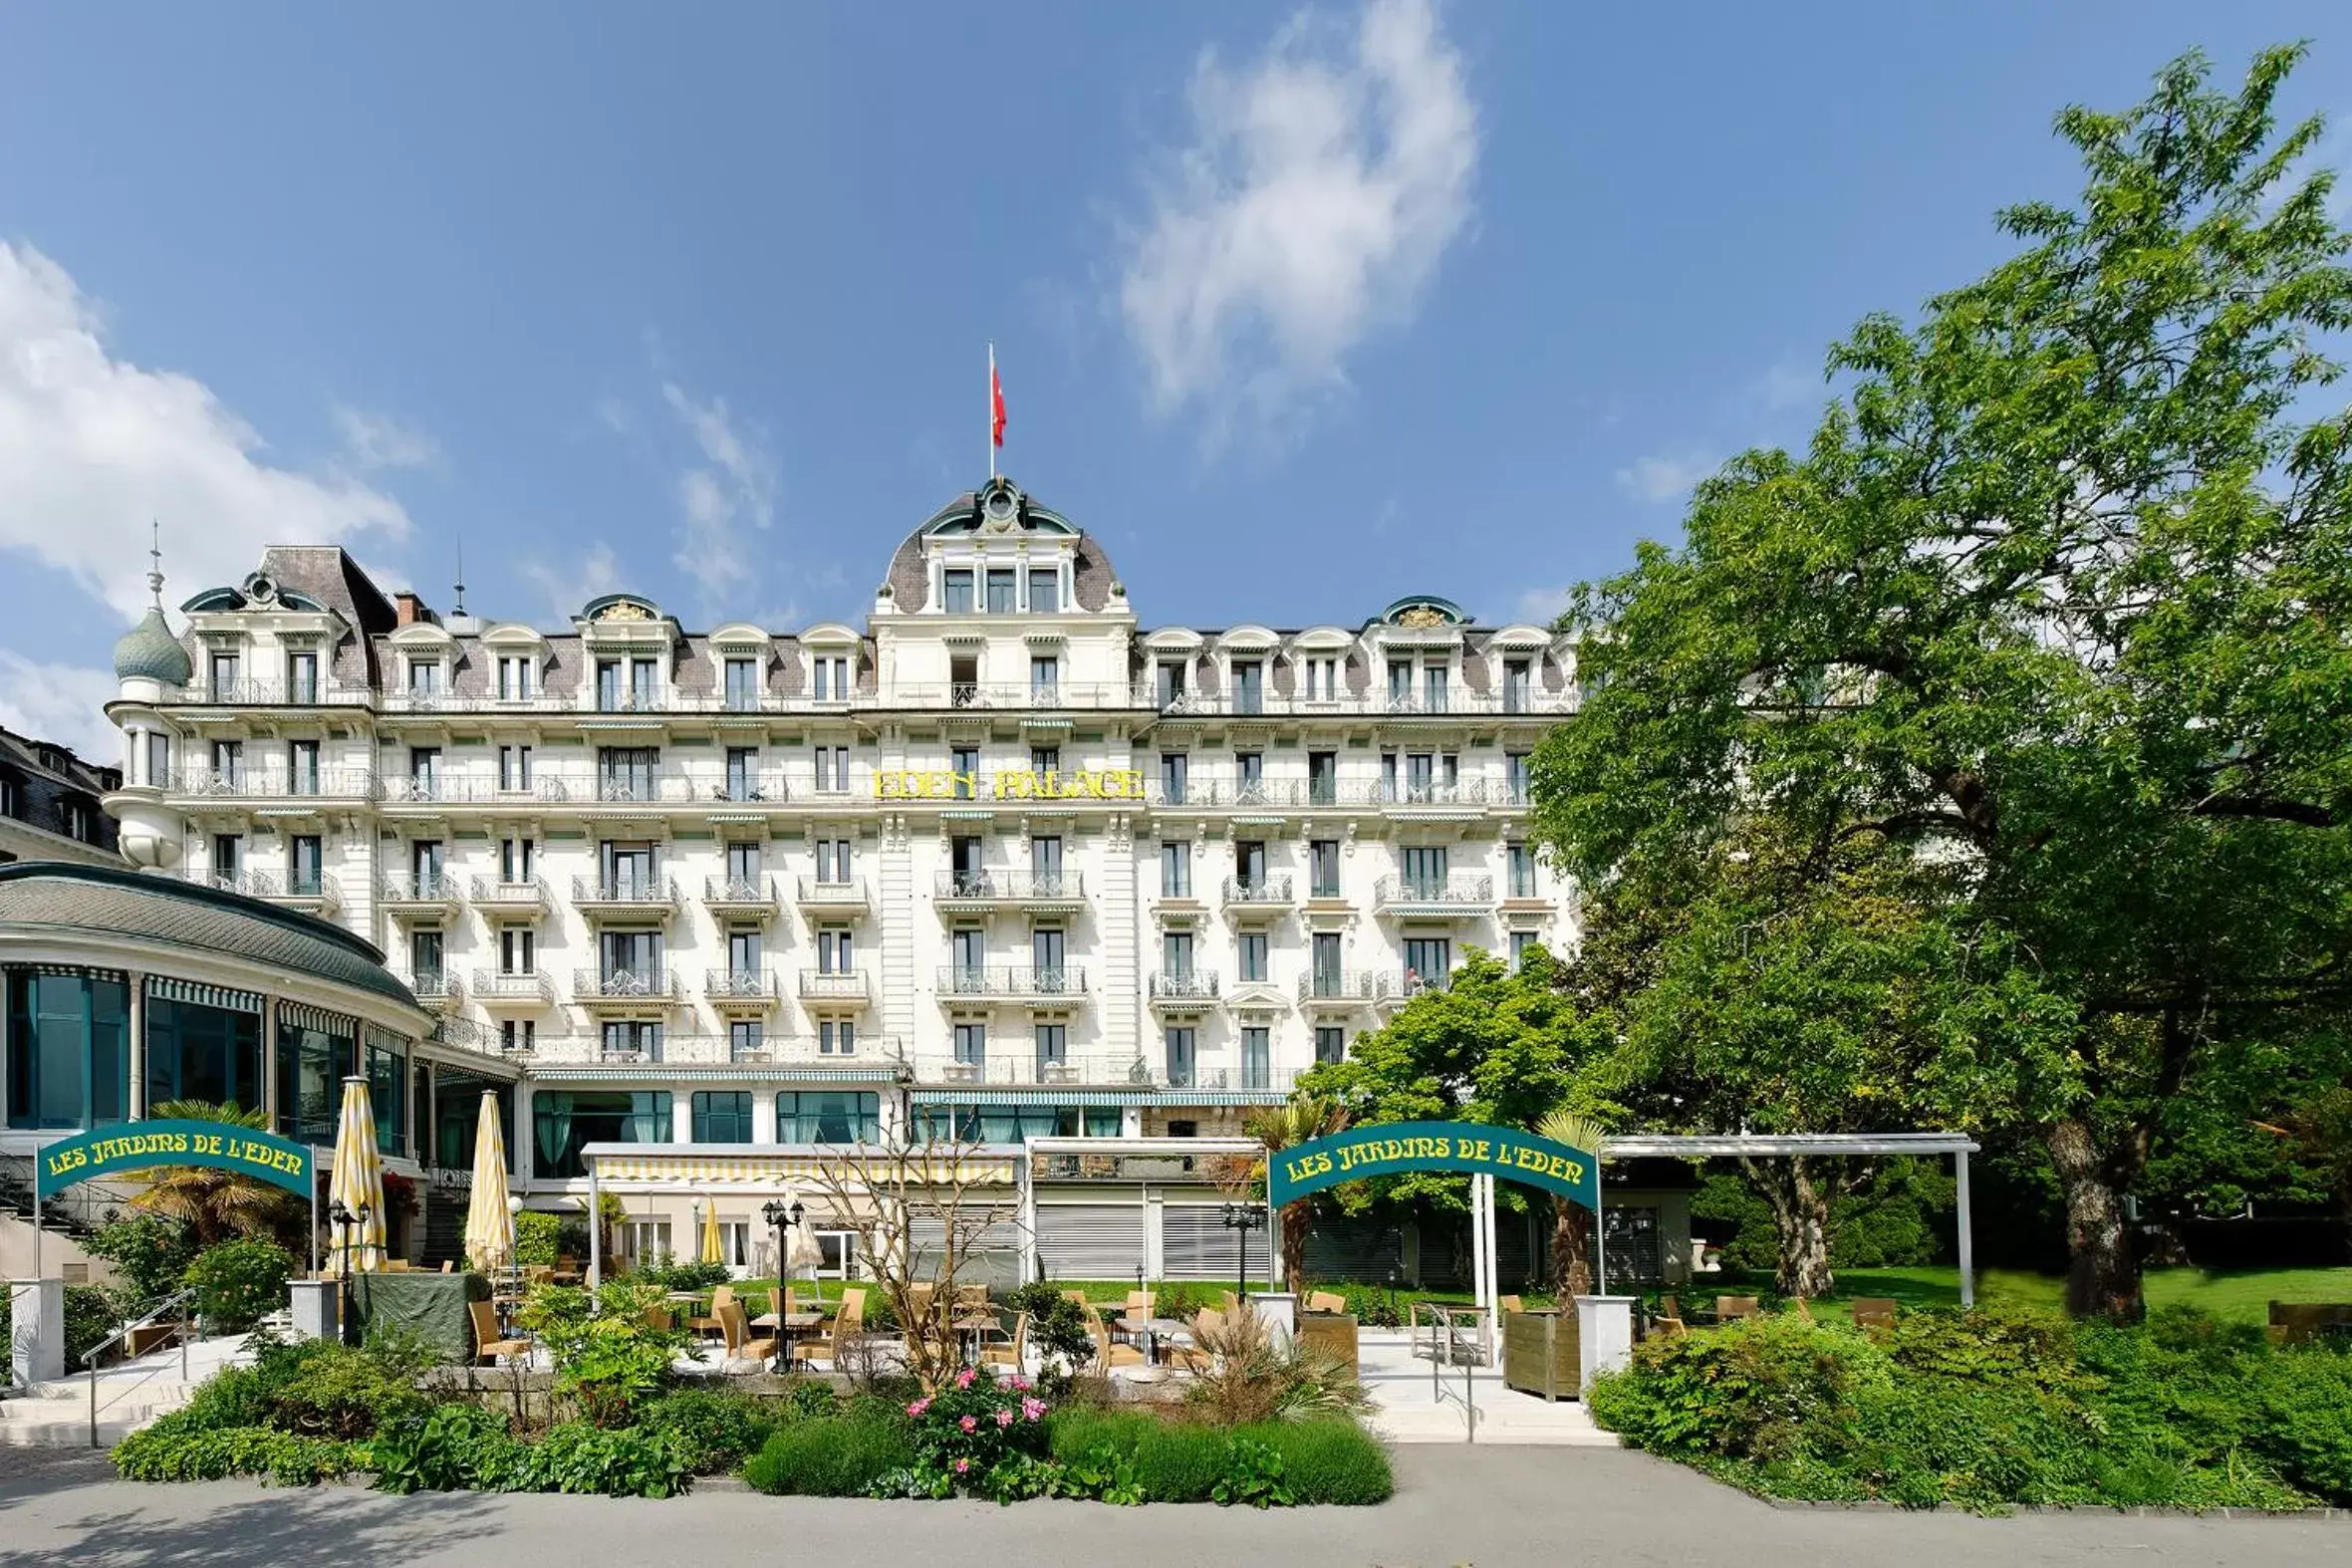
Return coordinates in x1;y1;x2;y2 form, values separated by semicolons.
407;660;441;698
283;740;319;796
212;833;244;880
727;926;763;977
1163;929;1195;980
1402;845;1449;897
62;801;91;842
630;658;658;708
1404;936;1451;992
210;739;244;789
692;1091;755;1144
1027;568;1058;612
1029;746;1061;777
1308;751;1336;804
814;838;851;883
1506;752;1531;804
601;838;656;892
498;744;532;793
1165;1026;1196;1089
1312;932;1343;992
1406;752;1435;801
725;746;757;802
724;842;762;891
811;654;850;700
619;1219;671;1270
207;651;240;698
950;927;986;987
950;835;985;896
1233;660;1263;715
598;746;656;801
0;776;13;820
144;993;263;1113
1156;659;1187;707
290;835;324;896
1315;1026;1346;1066
288;651;320;704
408;746;441;799
1166;1119;1198;1139
1503;658;1532;713
1388;659;1412;706
601;1019;662;1061
409;928;444;988
1509;843;1537;899
498;837;536;884
1234;839;1266;890
1424;663;1449;712
1034;1022;1066;1072
1159;751;1187;804
1303;655;1339;701
410;839;443;888
816;928;852;974
599;927;661;988
144;732;169;790
1030;836;1063;890
1241;1026;1270;1089
596;658;622;710
498;926;536;975
943;568;974;614
814;744;849;793
1030;654;1059;700
531;1091;670;1179
1160;840;1190;899
367;1032;408;1157
1238;931;1268;982
1236;751;1263;794
723;656;759;710
499;1019;536;1056
776;1091;880;1145
6;971;131;1131
1510;930;1540;966
1380;750;1398;800
729;1020;765;1060
275;1012;352;1145
1309;839;1340;899
986;568;1016;613
953;1019;987;1067
817;1018;857;1056
1031;926;1065;989
496;654;534;701
950;746;980;800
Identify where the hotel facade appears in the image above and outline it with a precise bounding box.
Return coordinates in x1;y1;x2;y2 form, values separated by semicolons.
95;478;1587;1270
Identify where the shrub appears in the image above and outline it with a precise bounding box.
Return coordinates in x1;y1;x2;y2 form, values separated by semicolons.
82;1215;199;1313
518;1280;697;1426
1181;1308;1370;1428
1006;1281;1096;1375
898;1365;1052;1490
184;1238;293;1333
1586;1314;1882;1464
632;1256;731;1292
1260;1419;1394;1504
113;1426;361;1485
639;1388;776;1474
370;1403;531;1493
265;1344;432;1438
513;1209;563;1267
1045;1410;1389;1505
742;1410;916;1496
524;1421;693;1497
2251;1350;2352;1503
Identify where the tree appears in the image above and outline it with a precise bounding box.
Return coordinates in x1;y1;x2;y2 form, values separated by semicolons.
130;1100;303;1246
1300;947;1616;1285
1244;1092;1349;1289
1533;48;2352;1319
1536;1109;1606;1297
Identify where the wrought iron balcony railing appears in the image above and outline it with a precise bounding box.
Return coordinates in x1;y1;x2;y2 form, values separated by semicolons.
934;966;1090;998
704;968;778;999
571;876;678;908
379;871;462;904
1221;875;1294;906
1297;969;1392;1003
933;870;1086;902
1373;874;1495;909
571;967;679;1000
469;970;554;1002
1148;971;1220;1002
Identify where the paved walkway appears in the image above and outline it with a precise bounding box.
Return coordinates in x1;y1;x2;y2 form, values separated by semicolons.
0;1442;2339;1567
1355;1329;1616;1444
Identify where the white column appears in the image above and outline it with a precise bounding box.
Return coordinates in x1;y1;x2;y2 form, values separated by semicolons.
1956;1149;1975;1310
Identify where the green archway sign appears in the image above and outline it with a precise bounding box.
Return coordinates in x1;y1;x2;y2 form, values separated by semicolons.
35;1119;315;1199
1269;1121;1601;1209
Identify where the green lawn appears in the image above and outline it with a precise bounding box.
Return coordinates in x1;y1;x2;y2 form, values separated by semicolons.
1723;1264;2352;1324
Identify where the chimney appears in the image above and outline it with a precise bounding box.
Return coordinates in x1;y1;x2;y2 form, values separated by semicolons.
393;592;434;628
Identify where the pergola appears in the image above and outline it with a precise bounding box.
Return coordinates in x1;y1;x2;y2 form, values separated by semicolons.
1601;1133;1982;1307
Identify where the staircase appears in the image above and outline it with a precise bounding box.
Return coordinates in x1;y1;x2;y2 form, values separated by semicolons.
421;1190;467;1269
0;1325;266;1448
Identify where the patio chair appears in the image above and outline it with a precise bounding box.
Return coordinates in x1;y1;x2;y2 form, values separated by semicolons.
1084;1303;1146;1371
981;1311;1029;1372
1306;1290;1348;1314
642;1304;673;1332
717;1301;776;1364
1656;1293;1682;1323
1850;1297;1900;1332
386;1258;411;1272
1715;1295;1761;1321
1124;1289;1157;1320
469;1300;532;1367
1498;1294;1524;1315
802;1286;867;1368
690;1284;735;1340
1648;1315;1690;1343
1171;1309;1222;1374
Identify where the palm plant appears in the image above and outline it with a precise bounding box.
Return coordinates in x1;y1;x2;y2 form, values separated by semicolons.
130;1099;303;1246
1245;1093;1349;1289
1537;1109;1608;1298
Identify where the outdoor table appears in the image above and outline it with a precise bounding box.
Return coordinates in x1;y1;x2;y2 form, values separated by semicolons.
753;1310;825;1372
953;1312;1002;1365
1123;1316;1192;1365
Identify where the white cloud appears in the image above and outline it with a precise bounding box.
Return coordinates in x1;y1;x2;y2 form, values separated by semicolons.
332;403;438;470
0;652;121;761
1754;358;1816;413
0;242;412;627
521;540;620;623
1512;584;1570;626
659;382;777;605
1615;449;1718;505
1118;0;1477;433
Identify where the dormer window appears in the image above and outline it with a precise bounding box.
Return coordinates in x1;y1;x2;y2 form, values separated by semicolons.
208;652;240;700
496;654;535;701
287;652;319;704
1233;660;1263;716
943;569;975;614
1503;658;1531;713
1027;568;1059;613
1156;659;1187;708
985;569;1016;614
1303;655;1340;701
811;654;849;701
1423;662;1449;713
407;659;442;699
724;656;760;710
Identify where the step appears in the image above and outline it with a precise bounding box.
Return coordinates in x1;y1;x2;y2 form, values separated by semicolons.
0;1395;166;1447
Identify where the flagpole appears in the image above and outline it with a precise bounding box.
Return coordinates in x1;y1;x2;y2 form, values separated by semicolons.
988;343;997;479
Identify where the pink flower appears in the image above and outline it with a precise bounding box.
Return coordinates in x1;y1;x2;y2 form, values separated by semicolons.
954;1367;975;1390
1010;1376;1030;1391
993;1408;1014;1428
907;1397;931;1418
959;1415;977;1433
1020;1397;1046;1422
954;1457;970;1474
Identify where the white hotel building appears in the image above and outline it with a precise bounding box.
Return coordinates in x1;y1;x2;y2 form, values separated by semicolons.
100;477;1582;1249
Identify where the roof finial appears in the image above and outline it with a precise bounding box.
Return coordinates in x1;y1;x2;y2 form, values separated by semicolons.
452;537;467;617
147;520;165;611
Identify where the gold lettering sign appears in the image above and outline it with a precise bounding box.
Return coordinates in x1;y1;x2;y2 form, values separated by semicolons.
875;769;1143;802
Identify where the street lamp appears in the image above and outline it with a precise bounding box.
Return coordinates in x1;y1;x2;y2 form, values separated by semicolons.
329;1198;369;1346
760;1197;805;1374
1219;1202;1268;1311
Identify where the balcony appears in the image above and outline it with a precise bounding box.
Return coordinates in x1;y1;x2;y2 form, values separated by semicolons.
1144;781;1307;811
703;876;779;920
469;876;550;914
932;870;1087;915
570;967;679;1008
162;677;372;708
909;1049;1154;1088
797;969;874;1008
187;868;342;915
794;877;874;922
571;876;678;916
533;1032;906;1068
469;970;554;1007
1297;969;1392;1009
706;968;783;1012
1135;686;1576;719
1382;968;1455;1008
170;768;376;803
1374;874;1496;917
1220;876;1294;919
1147;970;1220;1013
892;682;1142;713
934;966;1090;1005
379;871;462;915
407;971;464;1008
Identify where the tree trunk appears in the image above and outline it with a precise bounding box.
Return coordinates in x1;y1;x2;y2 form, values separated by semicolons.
1551;1195;1593;1298
2046;1116;2145;1323
1740;1155;1839;1299
1278;1200;1310;1289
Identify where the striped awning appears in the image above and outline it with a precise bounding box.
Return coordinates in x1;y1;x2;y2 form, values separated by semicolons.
279;1001;356;1038
365;1025;408;1056
911;1087;1289;1108
147;975;262;1014
580;1144;1018;1185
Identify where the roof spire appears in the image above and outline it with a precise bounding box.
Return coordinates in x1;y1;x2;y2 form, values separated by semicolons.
147;520;165;610
452;537;467;616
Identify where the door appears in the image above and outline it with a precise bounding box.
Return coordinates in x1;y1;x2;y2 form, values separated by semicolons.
1032;927;1065;992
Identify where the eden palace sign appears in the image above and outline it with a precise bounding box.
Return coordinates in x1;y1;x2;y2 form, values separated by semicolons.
874;768;1147;802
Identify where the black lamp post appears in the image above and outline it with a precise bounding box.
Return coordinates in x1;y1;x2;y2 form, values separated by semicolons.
329;1198;369;1346
1219;1202;1268;1308
760;1197;805;1374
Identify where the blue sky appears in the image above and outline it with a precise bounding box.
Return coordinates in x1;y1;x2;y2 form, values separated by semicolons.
3;1;2348;755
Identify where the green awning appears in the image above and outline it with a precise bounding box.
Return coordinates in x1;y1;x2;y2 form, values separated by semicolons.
911;1087;1289;1108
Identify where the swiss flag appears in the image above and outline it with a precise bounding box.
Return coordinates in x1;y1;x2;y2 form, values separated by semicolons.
991;361;1007;448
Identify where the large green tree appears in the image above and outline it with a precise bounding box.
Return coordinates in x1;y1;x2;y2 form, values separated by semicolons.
1532;48;2352;1320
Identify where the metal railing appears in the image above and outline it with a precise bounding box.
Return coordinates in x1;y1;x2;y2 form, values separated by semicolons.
571;876;678;907
571;967;678;1000
170;767;376;800
470;876;549;905
1148;970;1221;1002
1298;969;1393;1003
184;869;341;905
470;970;553;1002
795;877;873;913
1138;686;1574;718
910;1050;1154;1088
82;1287;194;1448
703;876;777;907
379;871;462;903
1374;874;1495;909
528;1032;908;1067
934;965;1089;998
706;968;778;999
798;969;871;1001
933;870;1086;901
1221;875;1293;905
165;678;371;707
409;971;464;1003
